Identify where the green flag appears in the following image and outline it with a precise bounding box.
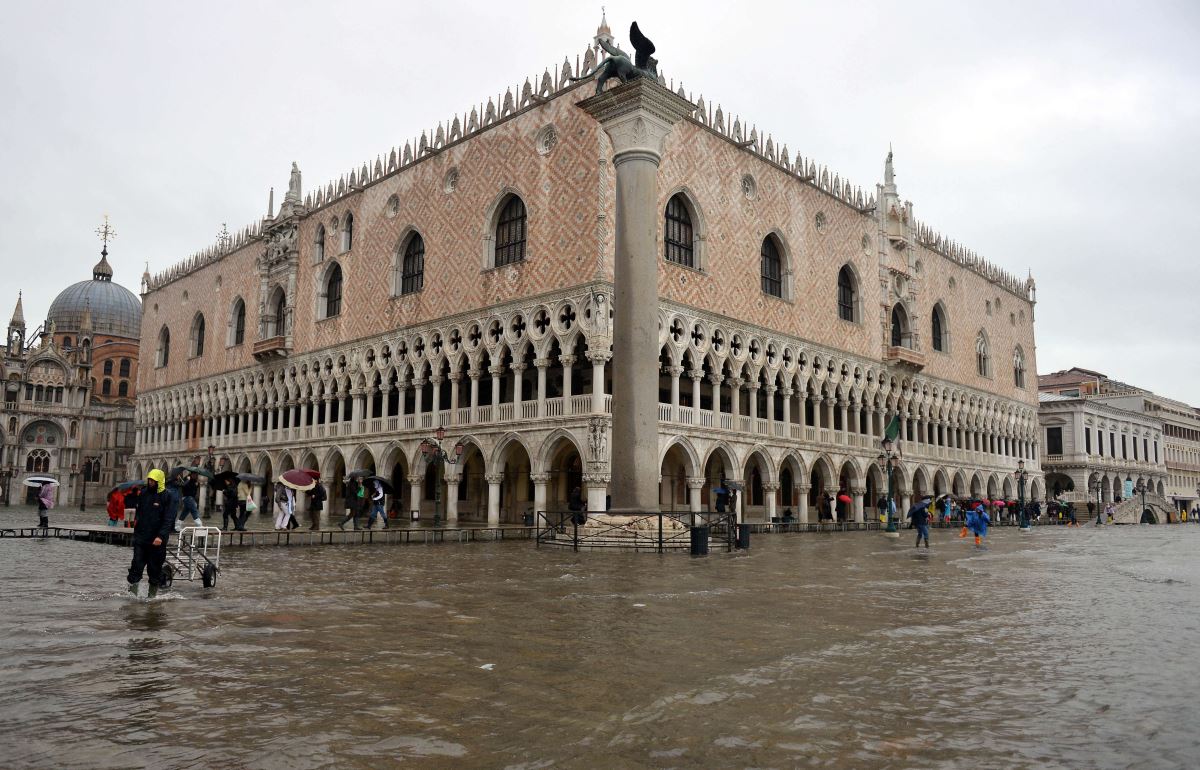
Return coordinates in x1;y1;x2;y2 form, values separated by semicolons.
884;413;901;443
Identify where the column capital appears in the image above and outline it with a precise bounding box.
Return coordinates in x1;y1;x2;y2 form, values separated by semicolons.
781;387;794;397
707;373;724;386
534;358;552;369
467;369;482;380
667;365;684;377
558;354;577;366
764;384;777;394
406;474;425;486
586;350;612;364
686;476;706;490
689;369;705;381
488;365;506;377
448;371;462;382
762;482;780;492
582;473;610;485
578;79;696;162
509;363;527;374
429;375;444;386
850;486;868;496
797;484;812;493
485;472;505;485
411;378;428;388
530;472;551;484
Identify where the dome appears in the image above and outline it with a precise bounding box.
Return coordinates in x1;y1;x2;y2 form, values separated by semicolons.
46;252;142;339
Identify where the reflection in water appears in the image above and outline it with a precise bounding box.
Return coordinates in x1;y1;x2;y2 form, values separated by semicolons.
1;514;1199;769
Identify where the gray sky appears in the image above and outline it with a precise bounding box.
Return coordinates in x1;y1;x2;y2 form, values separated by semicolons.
3;1;1198;404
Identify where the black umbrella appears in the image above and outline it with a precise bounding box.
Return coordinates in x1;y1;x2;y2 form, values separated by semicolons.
365;476;394;495
346;469;373;479
237;473;266;484
185;465;215;479
213;470;238;487
168;466;190;481
112;480;144;492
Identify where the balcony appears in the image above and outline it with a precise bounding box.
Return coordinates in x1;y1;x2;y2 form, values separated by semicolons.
252;336;291;361
884;345;925;371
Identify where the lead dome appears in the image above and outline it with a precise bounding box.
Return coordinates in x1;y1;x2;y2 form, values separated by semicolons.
45;251;142;339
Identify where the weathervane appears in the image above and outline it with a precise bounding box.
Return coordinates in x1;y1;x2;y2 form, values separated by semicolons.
95;215;116;256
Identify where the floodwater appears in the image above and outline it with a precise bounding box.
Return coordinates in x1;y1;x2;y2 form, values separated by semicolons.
2;505;1198;770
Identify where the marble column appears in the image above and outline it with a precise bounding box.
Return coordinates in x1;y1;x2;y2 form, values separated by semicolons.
444;472;459;525
797;484;811;523
851;486;866;523
535;358;550;417
531;472;549;521
581;80;694;513
589;352;609;414
584;473;609;513
407;474;424;519
763;482;779;522
687;476;705;514
485;472;504;527
560;355;575;403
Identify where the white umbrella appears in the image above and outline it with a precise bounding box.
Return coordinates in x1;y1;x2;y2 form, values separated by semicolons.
23;476;57;488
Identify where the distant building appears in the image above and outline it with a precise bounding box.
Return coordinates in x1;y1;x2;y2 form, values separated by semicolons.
1038;367;1198;513
1;248;141;507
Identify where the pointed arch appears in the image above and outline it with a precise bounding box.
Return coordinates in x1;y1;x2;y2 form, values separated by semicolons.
930;301;948;352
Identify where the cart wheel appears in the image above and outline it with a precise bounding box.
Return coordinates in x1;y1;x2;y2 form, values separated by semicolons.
202;563;217;588
161;563;174;588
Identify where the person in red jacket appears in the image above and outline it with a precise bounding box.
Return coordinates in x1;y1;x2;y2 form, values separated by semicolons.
106;489;125;527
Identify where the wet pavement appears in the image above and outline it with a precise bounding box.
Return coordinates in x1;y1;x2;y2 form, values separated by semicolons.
1;504;1197;769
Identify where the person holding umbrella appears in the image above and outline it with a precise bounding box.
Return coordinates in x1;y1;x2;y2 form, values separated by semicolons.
126;469;174;599
35;480;56;529
339;476;366;530
175;469;203;529
907;496;932;548
273;481;297;530
279;469;318;530
309;478;326;530
364;478;389;529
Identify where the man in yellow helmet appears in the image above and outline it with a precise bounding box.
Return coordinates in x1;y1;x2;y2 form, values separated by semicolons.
126;469;175;598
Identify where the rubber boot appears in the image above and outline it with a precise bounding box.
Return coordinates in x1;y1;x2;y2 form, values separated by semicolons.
127;582;138;597
959;527;968;538
974;535;981;547
147;583;158;599
39;516;48;529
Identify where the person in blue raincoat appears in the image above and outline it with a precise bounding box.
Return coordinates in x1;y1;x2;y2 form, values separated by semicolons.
970;502;989;547
907;496;932;548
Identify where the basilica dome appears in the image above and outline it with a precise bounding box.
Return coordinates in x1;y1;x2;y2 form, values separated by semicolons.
46;252;142;339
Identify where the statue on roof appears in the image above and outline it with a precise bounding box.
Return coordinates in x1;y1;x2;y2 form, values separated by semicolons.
573;21;658;95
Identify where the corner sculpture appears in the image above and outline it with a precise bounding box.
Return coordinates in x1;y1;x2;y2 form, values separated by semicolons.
573;21;658;94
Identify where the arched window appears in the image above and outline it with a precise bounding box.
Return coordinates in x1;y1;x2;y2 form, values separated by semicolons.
228;298;246;346
837;265;858;322
324;264;343;318
69;421;78;439
891;304;910;348
315;224;326;262
341;213;354;253
26;449;50;473
119;358;130;377
190;313;206;357
664;194;694;267
976;331;991;377
273;291;287;336
103;360;113;376
760;236;782;297
118;380;129;397
1013;347;1026;388
156;327;170;368
102;378;112;395
931;304;947;352
495;195;527;266
401;233;425;295
62;336;71;349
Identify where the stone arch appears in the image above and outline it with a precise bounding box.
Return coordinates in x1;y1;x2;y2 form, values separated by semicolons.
933;467;950;497
482;186;530;269
1029;476;1044;501
779;452;806;511
348;443;376;475
658;435;700;478
969;471;984;499
742;446;774;513
911;465;930;500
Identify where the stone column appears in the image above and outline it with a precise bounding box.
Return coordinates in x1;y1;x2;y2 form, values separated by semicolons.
531;472;550;520
581;80;694;513
485;472;504;527
763;482;779;522
687;476;705;514
444;472;459;525
709;373;723;416
351;389;365;426
748;384;759;420
781;387;792;427
797;484;811;523
851;486;866;523
407;474;424;519
668;365;682;409
448;374;460;417
765;384;777;424
584;472;609;513
489;366;504;406
560;355;576;402
535;358;550;416
510;365;525;406
690;370;703;411
430;376;444;418
413;379;426;417
589;352;609;414
468;369;480;411
730;378;743;419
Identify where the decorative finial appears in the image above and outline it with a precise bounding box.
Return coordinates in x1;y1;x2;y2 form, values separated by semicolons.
216;223;232;251
884;145;895;187
267;187;275;218
95;214;116;257
10;291;25;328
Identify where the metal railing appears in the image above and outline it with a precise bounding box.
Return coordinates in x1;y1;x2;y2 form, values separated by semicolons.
535;510;737;553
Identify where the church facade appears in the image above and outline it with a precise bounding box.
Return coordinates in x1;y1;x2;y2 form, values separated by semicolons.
2;249;141;507
131;23;1042;525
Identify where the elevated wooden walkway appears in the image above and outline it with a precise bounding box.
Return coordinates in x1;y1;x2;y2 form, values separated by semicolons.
0;524;537;548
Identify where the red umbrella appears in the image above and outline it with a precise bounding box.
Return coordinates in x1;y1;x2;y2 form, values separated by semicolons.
281;469;317;491
995;500;1006;507
837;493;852;503
301;469;321;479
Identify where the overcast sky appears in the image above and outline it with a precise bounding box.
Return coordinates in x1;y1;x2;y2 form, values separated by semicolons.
2;1;1198;404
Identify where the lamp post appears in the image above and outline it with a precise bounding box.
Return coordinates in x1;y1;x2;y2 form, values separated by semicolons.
1135;479;1146;525
876;438;899;537
1;465;11;506
419;426;464;527
1091;478;1101;526
80;455;97;512
1014;459;1030;532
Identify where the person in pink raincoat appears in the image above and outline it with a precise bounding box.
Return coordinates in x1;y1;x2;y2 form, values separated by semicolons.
37;482;56;529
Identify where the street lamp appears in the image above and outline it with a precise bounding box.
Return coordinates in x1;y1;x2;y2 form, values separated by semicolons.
1091;478;1101;526
0;465;11;507
419;426;464;527
876;438;899;537
1014;459;1030;532
79;455;98;512
1135;479;1146;525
